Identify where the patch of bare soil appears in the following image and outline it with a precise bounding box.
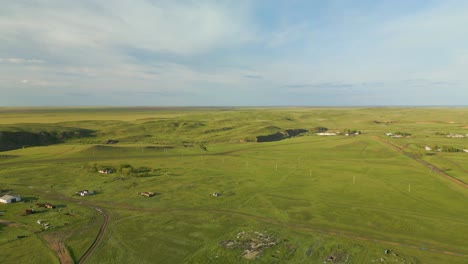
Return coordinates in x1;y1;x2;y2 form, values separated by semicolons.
324;252;349;263
219;231;279;259
42;233;74;264
243;250;261;259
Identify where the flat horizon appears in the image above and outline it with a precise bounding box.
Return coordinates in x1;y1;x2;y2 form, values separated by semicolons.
1;105;468;109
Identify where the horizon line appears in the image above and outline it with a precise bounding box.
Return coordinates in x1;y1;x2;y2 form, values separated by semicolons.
1;105;468;109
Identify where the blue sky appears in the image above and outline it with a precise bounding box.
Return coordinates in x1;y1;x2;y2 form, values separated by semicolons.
1;0;468;106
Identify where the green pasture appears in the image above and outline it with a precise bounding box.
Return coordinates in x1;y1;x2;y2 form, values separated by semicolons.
0;107;467;263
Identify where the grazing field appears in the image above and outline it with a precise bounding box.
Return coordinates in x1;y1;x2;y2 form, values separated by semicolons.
0;107;467;263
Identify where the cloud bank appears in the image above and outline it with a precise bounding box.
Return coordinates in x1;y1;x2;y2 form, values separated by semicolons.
1;0;468;106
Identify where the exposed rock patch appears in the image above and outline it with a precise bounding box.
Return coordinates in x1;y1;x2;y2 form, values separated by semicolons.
219;231;279;259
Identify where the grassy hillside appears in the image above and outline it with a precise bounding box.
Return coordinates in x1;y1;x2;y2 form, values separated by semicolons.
0;107;467;263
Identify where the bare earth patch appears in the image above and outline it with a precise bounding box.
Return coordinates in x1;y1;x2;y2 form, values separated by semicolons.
219;231;279;259
42;233;74;264
243;250;261;259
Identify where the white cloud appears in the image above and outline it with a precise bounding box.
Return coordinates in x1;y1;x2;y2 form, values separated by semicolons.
0;1;257;56
0;58;44;64
1;1;468;106
0;0;263;104
113;1;257;54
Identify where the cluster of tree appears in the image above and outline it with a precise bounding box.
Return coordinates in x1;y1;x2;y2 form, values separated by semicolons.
119;164;157;177
432;145;465;152
343;129;361;135
311;127;328;133
84;164;160;177
394;131;412;136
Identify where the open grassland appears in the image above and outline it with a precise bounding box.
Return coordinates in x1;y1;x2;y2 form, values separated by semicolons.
0;107;467;263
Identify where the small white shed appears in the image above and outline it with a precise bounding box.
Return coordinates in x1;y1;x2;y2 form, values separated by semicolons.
0;195;21;204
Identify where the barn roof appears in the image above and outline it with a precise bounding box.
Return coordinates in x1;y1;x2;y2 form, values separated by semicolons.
0;195;17;200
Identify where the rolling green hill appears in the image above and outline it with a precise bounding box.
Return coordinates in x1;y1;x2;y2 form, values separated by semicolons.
0;107;467;264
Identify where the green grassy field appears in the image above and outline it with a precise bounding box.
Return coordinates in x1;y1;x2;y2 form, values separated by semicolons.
0;107;467;263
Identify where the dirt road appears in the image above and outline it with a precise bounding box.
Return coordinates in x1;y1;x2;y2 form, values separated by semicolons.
372;136;468;188
77;207;109;264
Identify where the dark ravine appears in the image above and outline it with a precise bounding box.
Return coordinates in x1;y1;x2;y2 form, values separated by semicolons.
256;129;308;142
0;129;94;151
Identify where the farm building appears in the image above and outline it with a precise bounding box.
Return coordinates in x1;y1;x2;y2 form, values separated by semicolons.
0;195;21;204
212;192;221;197
98;169;113;174
446;134;465;138
139;192;155;197
76;190;95;196
316;132;337;136
425;146;431;151
106;139;119;144
36;203;56;209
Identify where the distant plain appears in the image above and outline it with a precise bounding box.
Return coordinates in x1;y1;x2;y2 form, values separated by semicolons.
0;107;467;263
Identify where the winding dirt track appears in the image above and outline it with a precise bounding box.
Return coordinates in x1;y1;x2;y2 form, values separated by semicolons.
77;207;109;264
42;233;74;264
6;137;468;262
36;193;110;264
372;136;468;188
0;219;74;263
39;194;467;263
14;194;468;262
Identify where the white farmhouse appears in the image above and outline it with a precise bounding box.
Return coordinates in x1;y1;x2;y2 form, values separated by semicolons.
316;132;337;136
425;146;431;151
447;134;465;138
76;190;95;196
0;195;21;204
